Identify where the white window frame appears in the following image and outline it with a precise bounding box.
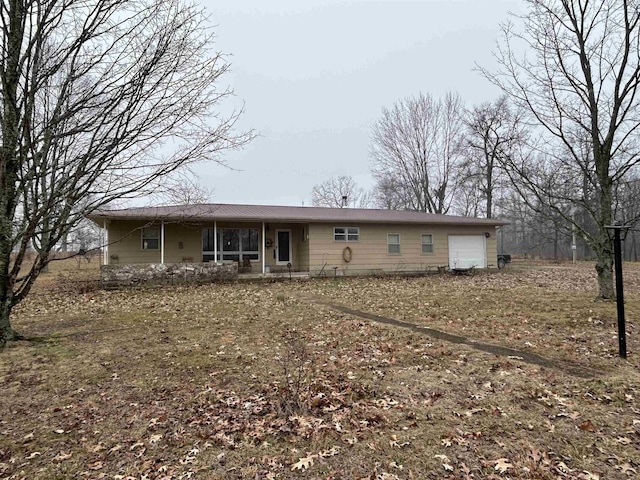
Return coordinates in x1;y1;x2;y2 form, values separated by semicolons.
334;226;359;242
387;233;401;255
141;226;160;250
421;234;434;254
202;228;260;261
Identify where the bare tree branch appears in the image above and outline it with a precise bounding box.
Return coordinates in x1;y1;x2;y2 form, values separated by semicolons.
460;96;526;219
370;92;466;214
311;175;373;209
0;0;253;345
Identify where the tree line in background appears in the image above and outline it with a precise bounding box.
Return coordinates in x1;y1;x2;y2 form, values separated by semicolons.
312;1;640;299
312;92;640;265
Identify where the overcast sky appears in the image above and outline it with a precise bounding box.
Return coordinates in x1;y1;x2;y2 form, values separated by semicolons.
196;0;523;207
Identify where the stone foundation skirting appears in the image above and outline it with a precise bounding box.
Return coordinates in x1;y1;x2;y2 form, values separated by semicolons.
101;263;238;288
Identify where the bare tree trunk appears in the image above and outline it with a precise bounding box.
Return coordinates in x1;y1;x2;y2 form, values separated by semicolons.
486;180;493;219
0;285;20;347
594;241;615;299
0;214;16;345
0;0;21;346
594;143;615;298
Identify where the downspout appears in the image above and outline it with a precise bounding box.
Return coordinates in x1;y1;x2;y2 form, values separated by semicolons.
160;221;165;265
262;222;266;274
103;220;108;265
214;220;217;263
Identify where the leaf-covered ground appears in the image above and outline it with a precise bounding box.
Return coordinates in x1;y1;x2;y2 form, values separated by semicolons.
1;260;639;479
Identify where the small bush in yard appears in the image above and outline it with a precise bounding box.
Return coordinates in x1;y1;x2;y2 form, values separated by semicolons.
273;329;313;417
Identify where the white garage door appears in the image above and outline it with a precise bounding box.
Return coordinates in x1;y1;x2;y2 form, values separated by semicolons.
448;235;486;269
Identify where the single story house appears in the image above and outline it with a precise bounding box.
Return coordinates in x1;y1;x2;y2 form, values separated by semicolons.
88;203;508;275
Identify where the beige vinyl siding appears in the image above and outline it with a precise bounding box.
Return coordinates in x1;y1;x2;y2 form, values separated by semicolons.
162;223;203;262
296;225;310;270
106;219;498;273
107;221;202;264
484;230;498;268
308;223;498;274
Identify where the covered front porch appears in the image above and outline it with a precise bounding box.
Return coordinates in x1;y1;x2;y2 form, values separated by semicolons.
102;219;310;275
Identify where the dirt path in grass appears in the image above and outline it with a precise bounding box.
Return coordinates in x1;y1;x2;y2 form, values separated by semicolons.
296;293;603;379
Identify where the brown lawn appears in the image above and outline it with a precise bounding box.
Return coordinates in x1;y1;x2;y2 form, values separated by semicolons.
0;260;639;479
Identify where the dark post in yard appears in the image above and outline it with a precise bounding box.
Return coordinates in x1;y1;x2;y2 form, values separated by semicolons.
605;224;630;359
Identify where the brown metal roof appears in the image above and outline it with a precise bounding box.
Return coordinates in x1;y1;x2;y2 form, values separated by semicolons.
88;203;508;226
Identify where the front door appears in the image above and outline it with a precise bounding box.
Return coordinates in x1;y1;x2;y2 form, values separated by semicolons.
276;229;291;265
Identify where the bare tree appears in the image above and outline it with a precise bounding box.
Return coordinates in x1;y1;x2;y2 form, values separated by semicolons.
0;0;253;346
451;175;484;218
462;96;525;219
154;171;215;206
61;218;102;267
479;0;640;299
66;220;102;253
373;173;412;210
370;92;466;214
497;181;580;262
311;175;373;208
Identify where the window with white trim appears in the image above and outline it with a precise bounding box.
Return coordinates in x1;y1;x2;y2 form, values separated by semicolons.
334;226;359;242
387;233;401;254
421;234;434;254
142;226;160;250
202;228;259;262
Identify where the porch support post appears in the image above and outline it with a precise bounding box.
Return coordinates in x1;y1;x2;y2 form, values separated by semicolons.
103;220;108;265
160;221;165;265
214;220;218;264
262;222;266;274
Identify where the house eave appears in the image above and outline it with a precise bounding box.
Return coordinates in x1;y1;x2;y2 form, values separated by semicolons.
86;203;510;227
